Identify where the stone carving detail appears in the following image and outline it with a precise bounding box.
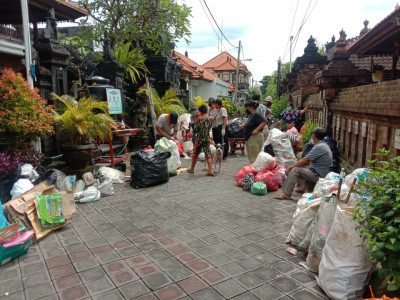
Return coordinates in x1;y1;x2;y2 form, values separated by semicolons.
43;8;58;40
360;20;369;36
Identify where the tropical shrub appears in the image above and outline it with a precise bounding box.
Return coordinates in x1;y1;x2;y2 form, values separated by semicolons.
301;121;320;146
114;42;149;83
271;94;288;119
0;152;19;180
353;149;400;292
138;88;186;117
0;68;54;140
50;93;116;145
14;148;43;166
192;96;207;108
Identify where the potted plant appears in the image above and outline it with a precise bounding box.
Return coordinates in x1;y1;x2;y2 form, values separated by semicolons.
50;93;116;170
353;149;400;295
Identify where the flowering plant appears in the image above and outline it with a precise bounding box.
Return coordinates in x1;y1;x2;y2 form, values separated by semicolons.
0;152;19;180
0;68;54;140
14;148;43;166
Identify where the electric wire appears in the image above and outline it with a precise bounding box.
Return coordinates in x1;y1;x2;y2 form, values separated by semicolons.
198;0;229;52
282;0;300;61
202;0;237;48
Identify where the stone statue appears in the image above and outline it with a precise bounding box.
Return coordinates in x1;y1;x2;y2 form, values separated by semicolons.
43;8;58;39
325;35;336;51
360;20;369;36
339;29;347;42
103;31;114;61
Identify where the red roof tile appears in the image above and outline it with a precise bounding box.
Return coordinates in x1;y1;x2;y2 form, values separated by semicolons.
172;51;223;82
56;0;88;15
202;51;251;75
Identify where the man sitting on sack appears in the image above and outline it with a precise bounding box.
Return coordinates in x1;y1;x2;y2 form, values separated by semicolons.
274;127;333;200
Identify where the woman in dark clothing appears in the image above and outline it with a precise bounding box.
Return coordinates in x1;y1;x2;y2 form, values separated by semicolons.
240;101;267;163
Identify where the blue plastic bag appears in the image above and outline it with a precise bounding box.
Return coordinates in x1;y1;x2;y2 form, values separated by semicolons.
0;204;8;228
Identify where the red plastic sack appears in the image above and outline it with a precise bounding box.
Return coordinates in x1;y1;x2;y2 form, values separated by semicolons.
187;132;193;139
236;164;256;187
254;165;286;191
177;145;184;156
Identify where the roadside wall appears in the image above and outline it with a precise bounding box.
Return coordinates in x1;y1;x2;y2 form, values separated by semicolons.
305;80;400;168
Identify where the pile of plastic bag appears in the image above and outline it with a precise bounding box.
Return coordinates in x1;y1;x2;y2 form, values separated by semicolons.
155;137;182;176
265;129;297;168
285;168;373;300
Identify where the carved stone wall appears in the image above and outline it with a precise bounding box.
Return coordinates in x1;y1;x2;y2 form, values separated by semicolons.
305;80;400;168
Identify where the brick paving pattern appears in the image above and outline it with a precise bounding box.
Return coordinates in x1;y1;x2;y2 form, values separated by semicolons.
0;155;329;299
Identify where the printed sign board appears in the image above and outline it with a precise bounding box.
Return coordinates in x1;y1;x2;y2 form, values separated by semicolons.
106;88;122;114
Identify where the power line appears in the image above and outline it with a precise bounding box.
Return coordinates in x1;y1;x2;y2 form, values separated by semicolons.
202;0;237;48
198;0;229;52
282;0;300;60
291;0;319;55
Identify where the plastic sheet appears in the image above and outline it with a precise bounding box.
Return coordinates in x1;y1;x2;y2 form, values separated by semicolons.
74;186;101;203
130;151;171;189
10;179;34;199
98;167;125;184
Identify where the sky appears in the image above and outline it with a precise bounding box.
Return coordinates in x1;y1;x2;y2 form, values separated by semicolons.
175;0;397;81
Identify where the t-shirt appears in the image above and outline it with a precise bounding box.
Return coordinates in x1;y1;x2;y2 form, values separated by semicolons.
194;116;212;143
305;141;333;178
243;113;267;141
281;110;300;124
256;104;271;118
208;108;218;127
214;107;228;127
156;114;178;136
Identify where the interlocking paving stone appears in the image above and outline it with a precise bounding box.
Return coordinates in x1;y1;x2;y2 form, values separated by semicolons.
0;278;23;295
109;269;139;287
177;276;208;294
190;287;224;300
219;262;248;277
290;289;326;300
270;276;301;294
199;269;228;285
118;278;153;298
49;264;76;280
57;285;89;300
85;277;115;296
289;271;317;285
213;279;246;299
79;266;107;283
252;266;281;282
143;272;173;291
165;265;195;281
22;261;47;276
205;253;233;267
72;257;99;272
22;271;51;289
154;284;186;300
231;292;260;300
25;281;55;300
93;289;125;300
235;272;264;289
251;283;284;300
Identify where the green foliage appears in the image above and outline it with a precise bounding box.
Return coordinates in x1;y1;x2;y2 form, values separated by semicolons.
270;94;288;119
60;35;92;58
265;62;290;99
191;96;207;108
248;87;260;100
138;88;186;117
301;121;320;146
353;149;400;292
222;97;238;115
260;75;271;98
50;93;116;145
114;42;149;83
0;68;54;140
77;0;191;54
237;105;246;116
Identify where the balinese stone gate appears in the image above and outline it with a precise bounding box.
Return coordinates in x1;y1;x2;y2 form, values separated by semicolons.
304;80;400;168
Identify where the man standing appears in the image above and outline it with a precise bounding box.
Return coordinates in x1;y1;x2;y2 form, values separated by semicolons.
212;99;229;159
274;127;333;200
156;111;179;141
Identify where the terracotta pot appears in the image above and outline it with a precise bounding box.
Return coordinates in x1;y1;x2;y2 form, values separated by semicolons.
61;144;95;170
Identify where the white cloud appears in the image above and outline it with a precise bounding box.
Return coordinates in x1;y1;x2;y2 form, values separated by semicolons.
177;0;397;80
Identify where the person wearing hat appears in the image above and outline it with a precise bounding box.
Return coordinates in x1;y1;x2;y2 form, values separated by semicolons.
156;111;179;141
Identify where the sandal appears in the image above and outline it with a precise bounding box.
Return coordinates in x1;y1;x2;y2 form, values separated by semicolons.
206;173;215;177
273;193;292;200
187;169;194;174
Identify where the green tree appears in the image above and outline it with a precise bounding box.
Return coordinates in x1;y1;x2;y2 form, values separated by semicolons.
76;0;191;54
260;75;271;97
265;62;290;100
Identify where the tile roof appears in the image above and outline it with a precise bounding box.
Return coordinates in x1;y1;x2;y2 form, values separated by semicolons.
56;0;88;15
202;51;251;74
172;51;222;82
347;5;400;53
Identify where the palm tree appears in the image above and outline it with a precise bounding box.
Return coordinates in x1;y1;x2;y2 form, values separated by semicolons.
138;88;186;117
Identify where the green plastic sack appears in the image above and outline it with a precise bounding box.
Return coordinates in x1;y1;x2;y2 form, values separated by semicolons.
250;182;267;195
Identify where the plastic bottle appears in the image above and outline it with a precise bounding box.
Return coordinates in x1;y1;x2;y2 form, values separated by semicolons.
339;168;345;180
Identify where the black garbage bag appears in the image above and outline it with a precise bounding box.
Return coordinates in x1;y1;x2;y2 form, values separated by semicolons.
227;120;244;138
33;168;58;186
130;151;171;189
264;144;275;157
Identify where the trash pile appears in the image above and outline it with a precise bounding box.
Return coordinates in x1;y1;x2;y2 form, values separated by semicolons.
285;167;372;300
236;152;285;195
0;161;128;266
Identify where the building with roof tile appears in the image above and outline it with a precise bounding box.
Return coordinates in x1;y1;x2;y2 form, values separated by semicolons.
172;50;230;102
283;5;400;169
202;51;252;102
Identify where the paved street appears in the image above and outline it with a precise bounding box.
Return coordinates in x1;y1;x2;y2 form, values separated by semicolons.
0;155;328;300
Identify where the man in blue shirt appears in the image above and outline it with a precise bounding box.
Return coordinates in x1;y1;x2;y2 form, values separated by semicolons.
274;127;333;200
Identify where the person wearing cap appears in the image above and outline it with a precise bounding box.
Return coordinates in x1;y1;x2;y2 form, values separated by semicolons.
156;112;179;141
274;127;333;200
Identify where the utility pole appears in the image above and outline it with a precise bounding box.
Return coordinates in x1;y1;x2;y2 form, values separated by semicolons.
21;0;33;88
234;40;241;103
277;57;281;99
289;35;294;73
